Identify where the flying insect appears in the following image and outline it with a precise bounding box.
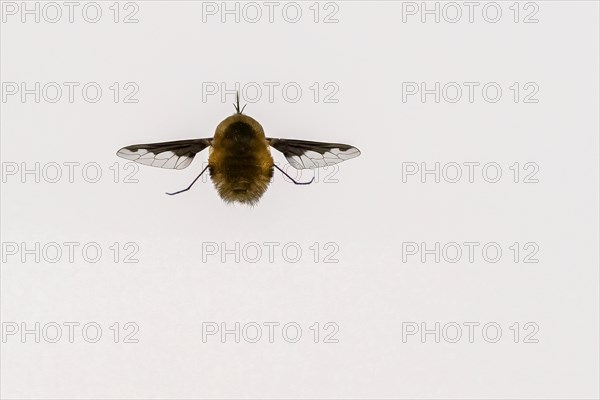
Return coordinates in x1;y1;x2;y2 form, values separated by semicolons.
116;94;360;204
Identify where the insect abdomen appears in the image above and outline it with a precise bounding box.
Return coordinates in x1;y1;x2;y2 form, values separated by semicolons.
208;116;274;204
209;153;273;204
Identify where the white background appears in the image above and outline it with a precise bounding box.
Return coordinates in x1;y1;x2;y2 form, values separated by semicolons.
1;1;599;399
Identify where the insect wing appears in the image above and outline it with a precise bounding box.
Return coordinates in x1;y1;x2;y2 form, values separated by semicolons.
116;138;212;170
267;138;360;169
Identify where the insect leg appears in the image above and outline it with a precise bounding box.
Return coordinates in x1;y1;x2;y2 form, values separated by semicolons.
274;164;314;185
165;165;210;195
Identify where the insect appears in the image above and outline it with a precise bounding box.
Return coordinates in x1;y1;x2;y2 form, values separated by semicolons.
116;94;361;205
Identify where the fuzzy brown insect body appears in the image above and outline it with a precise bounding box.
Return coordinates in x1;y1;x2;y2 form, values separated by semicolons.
208;114;274;204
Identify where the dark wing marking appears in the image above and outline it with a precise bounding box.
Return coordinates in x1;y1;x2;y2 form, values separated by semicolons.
266;138;360;169
116;138;212;169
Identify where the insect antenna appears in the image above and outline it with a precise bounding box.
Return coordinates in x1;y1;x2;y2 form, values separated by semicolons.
233;91;247;114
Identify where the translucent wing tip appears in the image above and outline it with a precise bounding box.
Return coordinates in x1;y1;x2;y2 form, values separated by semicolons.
286;145;361;169
117;147;193;170
116;147;147;160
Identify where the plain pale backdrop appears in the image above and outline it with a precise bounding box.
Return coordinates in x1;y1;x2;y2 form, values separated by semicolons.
1;1;599;399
